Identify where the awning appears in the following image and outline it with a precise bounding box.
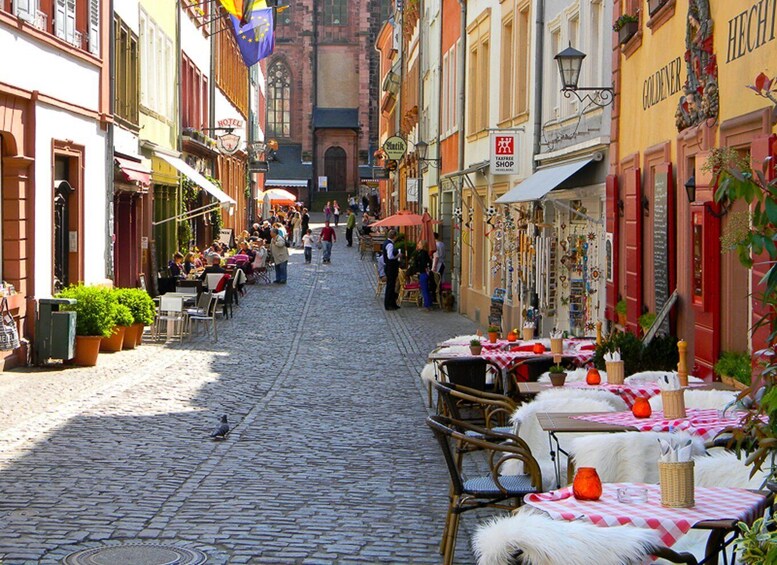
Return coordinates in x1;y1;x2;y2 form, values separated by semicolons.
155;152;236;206
114;156;151;187
265;179;309;188
496;158;594;204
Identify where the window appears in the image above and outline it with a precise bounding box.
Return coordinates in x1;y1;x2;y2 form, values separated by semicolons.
441;42;458;136
467;12;490;136
139;9;174;119
548;26;561;119
589;0;602;87
182;55;208;130
214;14;248;116
514;2;530;117
267;60;291;138
499;15;514;123
565;13;579;115
54;0;76;47
114;16;139;126
322;0;347;25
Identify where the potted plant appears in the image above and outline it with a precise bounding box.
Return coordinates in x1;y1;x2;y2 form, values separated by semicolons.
737;516;777;564
616;299;627;327
613;13;639;45
115;288;156;348
100;303;133;353
549;364;567;387
638;312;656;336
56;285;117;366
470;338;483;355
487;324;500;344
648;0;667;16
714;351;751;391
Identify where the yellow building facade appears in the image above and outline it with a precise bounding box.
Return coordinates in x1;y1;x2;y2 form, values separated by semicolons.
613;0;777;376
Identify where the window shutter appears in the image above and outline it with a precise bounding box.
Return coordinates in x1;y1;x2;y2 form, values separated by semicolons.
605;174;619;323
624;167;643;334
54;0;66;39
14;0;35;22
88;0;99;55
65;0;76;44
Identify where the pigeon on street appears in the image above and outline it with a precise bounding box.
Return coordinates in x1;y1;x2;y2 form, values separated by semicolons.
210;415;230;440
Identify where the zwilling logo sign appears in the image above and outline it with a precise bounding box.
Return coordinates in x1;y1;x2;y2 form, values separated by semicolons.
491;133;519;175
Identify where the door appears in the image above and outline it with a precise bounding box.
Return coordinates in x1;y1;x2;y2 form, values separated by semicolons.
324;146;346;191
53;180;74;292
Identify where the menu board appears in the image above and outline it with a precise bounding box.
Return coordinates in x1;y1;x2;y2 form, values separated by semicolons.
653;171;670;334
488;288;506;330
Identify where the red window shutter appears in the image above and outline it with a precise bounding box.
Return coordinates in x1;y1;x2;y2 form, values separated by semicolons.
605;174;619;322
751;134;777;351
624;168;643;334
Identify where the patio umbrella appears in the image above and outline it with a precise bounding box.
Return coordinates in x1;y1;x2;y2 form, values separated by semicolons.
421;211;437;254
370;210;440;227
264;188;296;202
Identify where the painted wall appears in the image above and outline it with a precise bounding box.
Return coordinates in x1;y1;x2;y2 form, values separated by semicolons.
34;104;108;297
114;0;140;33
180;8;210;75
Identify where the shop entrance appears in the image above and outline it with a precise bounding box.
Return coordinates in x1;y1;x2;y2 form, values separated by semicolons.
324;146;346;191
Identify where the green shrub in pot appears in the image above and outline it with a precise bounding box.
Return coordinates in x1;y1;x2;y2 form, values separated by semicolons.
114;288;155;326
714;351;751;386
113;303;134;327
56;285;117;337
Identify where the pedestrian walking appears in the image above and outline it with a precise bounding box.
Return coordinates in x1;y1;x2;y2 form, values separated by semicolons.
291;210;302;247
302;229;316;264
433;231;446;280
323;201;332;223
383;229;401;310
333;201;341;226
361;195;369;213
270;227;289;283
345;209;356;247
319;220;336;264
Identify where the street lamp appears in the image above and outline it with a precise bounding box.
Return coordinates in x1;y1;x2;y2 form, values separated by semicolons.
554;43;614;108
414;140;441;168
684;175;696;203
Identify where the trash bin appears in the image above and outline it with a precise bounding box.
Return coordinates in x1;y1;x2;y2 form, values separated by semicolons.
35;298;76;364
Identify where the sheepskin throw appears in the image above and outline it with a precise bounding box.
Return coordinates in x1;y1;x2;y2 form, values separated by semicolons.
473;509;661;565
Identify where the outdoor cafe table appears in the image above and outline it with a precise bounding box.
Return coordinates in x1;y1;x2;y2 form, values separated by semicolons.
516;381;736;408
524;483;771;561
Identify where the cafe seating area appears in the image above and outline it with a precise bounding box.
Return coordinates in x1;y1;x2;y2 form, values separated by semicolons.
423;329;774;565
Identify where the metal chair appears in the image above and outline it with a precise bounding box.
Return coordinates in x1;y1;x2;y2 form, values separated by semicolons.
426;415;542;565
154;295;185;342
188;293;218;341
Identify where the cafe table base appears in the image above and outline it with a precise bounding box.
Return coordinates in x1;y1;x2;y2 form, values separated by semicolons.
525;483;770;560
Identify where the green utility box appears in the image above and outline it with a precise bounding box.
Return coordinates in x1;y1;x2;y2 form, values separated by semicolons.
35;297;76;364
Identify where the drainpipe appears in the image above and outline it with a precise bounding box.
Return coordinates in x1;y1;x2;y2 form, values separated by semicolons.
453;0;466;309
532;0;545;172
106;0;115;280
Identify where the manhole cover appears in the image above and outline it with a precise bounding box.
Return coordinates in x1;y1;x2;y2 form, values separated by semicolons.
64;543;207;565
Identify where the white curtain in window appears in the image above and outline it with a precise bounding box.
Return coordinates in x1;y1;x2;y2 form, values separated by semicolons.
14;0;35;22
88;0;99;55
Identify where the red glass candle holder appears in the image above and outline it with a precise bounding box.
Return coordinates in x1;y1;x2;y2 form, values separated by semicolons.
573;467;603;501
632;397;652;418
586;368;601;385
532;343;546;354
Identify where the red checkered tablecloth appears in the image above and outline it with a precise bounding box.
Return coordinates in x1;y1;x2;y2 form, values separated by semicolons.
482;347;595;370
570;409;747;441
525;483;768;547
566;382;662;408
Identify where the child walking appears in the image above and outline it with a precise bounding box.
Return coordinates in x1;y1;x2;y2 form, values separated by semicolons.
302;229;316;264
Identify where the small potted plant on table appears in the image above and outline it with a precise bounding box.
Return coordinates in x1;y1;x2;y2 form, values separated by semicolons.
487;324;500;344
613;14;639;45
469;338;483;355
549;364;567;387
713;351;751;391
616;299;627;327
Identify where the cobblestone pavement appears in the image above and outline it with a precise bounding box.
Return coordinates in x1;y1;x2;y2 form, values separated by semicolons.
0;217;486;564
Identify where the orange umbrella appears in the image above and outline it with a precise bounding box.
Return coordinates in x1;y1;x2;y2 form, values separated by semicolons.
421;211;437;254
370;210;440;227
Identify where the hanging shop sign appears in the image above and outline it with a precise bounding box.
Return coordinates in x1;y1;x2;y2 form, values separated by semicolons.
490;132;519;175
216;118;243;156
382;136;407;160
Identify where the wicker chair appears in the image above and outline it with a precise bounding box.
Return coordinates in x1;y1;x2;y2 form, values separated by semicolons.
426;415;542;565
374;262;386;298
438;357;505;395
397;268;421;305
433;380;517;432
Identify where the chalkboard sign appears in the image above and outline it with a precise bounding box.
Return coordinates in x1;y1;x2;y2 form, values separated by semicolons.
643;289;678;346
653;171;670;335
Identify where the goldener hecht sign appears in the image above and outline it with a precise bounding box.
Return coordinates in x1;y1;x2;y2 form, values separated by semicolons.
491;133;519;175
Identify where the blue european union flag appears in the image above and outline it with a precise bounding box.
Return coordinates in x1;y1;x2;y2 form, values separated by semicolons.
230;7;274;67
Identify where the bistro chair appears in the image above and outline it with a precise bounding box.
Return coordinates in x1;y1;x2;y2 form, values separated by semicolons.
397;268;421;305
426;415;542;565
433;380;517;433
373;262;386;298
438;357;504;395
153;295;185;342
187;292;218;341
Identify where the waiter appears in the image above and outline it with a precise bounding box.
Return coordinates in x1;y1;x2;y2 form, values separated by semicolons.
383;229;401;310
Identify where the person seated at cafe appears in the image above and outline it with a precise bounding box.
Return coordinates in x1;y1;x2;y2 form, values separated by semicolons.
199;254;226;280
361;213;373;236
168;252;184;278
183;252;196;276
251;240;268;270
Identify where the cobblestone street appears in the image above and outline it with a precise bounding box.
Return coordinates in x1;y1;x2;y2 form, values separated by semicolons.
0;219;480;564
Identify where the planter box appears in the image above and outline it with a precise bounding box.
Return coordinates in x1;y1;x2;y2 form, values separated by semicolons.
618;20;639;45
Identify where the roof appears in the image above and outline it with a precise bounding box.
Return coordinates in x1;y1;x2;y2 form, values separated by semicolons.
265;144;312;182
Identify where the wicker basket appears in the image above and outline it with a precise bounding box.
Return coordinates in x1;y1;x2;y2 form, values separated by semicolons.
550;338;563;355
605;361;625;385
662;389;687;419
523;328;534;341
658;460;695;508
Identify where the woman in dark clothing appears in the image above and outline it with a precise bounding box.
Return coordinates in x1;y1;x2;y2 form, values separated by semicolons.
408;240;433;310
301;208;310;235
168;252;184;278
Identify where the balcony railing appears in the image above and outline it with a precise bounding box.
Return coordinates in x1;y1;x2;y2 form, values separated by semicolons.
33;10;47;32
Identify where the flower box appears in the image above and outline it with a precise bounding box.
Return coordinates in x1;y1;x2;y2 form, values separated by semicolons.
618;20;639;45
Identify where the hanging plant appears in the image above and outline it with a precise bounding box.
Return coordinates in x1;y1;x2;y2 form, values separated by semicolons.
182;176;201;204
211;206;223;234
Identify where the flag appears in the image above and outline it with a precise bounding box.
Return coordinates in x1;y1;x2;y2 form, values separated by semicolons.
218;0;267;20
229;7;274;67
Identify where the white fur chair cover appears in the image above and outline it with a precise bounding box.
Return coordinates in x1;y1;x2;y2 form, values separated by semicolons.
570;431;706;484
473;508;661;565
648;389;737;411
535;387;628;412
625;371;703;385
507;397;619;490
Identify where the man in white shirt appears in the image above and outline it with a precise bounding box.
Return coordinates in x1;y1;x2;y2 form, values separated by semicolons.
433;231;446;279
383;229;401;310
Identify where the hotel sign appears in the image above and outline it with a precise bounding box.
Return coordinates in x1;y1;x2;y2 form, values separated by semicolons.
726;0;777;63
643;57;682;110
